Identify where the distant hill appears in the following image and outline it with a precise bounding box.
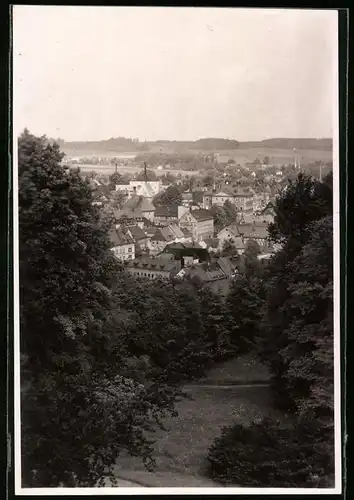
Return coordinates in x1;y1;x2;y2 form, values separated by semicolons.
239;138;332;151
59;136;332;153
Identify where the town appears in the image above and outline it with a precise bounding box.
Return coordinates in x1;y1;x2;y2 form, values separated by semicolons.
14;5;338;494
78;153;331;293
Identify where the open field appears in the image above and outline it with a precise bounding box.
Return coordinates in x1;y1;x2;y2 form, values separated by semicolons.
63;147;332;166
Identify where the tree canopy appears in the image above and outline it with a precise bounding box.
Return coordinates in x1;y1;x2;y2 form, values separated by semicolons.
19;131;179;487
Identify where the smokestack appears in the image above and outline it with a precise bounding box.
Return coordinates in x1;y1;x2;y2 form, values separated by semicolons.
144;162;148;182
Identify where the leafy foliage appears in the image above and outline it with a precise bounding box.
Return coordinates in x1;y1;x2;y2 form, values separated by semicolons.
206;417;334;487
153;185;183;207
112;277;225;383
225;276;265;354
19;131;179;487
206;172;335;487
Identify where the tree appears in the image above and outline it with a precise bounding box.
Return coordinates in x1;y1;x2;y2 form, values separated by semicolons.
243;239;261;277
268;173;332;249
220;239;239;259
19;130;178;487
206;416;334;487
223;200;238;222
136;169;157;181
225;275;265;354
203;174;214;187
110;190;127;209
275;216;334;420
109;171;123;187
153;185;182;207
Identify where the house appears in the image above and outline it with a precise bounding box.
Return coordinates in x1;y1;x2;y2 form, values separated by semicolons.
181;190;194;207
175;257;237;295
159;242;210;264
114;212;151;230
154;205;179;226
126;225;150;252
109;228;135;262
121;195;155;222
203;185;254;213
92;185;113;206
149;223;185;255
199;237;220;254
126;255;181;280
237;221;270;248
178;209;214;241
217;226;246;254
128;180;162;198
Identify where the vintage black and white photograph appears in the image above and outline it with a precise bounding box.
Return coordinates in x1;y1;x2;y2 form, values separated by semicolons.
13;6;341;494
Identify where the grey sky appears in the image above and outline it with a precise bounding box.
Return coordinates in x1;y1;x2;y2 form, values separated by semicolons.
13;7;337;142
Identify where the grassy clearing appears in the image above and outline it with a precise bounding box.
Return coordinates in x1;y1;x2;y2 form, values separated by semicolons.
113;356;281;486
115;386;279;480
202;355;271;384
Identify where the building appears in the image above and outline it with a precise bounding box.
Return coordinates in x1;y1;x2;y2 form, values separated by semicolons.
159;241;209;263
114;212;151;229
92;185;113;206
178;209;214;241
237;221;270;248
128;180;162;198
121;195;155;222
217;226;246;254
199;237;220;254
154;205;179;226
126;225;150;252
175;256;237;295
126;255;181;280
109;228;135;262
149;223;186;255
181;190;194;207
203;185;254;213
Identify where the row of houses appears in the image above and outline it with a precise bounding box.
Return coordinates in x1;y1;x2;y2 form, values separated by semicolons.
124;244;239;295
109;213;273;262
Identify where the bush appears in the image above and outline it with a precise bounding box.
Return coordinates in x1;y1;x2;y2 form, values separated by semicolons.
205;417;334;488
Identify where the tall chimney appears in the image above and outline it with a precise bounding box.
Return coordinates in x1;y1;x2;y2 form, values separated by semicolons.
144;162;148;182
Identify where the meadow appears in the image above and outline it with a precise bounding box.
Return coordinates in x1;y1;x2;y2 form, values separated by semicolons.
112;356;280;487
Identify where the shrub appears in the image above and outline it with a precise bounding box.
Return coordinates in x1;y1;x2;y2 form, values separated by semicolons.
205;416;334;488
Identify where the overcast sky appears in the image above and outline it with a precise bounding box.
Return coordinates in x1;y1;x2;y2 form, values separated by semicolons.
13;7;337;142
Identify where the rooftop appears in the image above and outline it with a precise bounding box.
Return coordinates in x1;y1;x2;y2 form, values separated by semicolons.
190;209;214;222
154;205;179;217
109;228;134;247
127;225;147;241
127;256;179;272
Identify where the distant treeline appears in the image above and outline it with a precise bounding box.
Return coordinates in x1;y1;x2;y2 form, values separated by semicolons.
57;136;332;152
240;138;332;150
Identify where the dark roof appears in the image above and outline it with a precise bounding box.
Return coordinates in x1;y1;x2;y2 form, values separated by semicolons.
181;227;192;237
154;205;178;217
204;237;219;248
109;228;134;247
192;191;204;204
185;264;227;283
217;257;236;277
190;209;214;222
145;226;160;237
160;243;210;262
150;228;166;242
127;257;180;272
237;222;269;239
127;225;147;241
